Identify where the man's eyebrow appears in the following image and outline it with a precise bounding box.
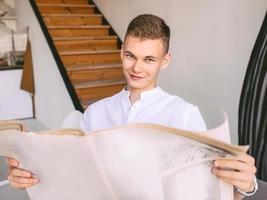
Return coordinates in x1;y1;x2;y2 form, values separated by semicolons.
123;50;134;55
145;55;157;59
123;50;157;60
123;50;136;57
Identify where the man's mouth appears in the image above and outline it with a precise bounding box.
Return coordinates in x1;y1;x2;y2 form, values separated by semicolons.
129;74;144;80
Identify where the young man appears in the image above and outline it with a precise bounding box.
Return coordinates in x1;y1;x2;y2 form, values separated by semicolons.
8;14;257;199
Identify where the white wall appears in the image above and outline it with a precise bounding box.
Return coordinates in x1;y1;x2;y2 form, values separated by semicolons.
0;69;33;119
4;0;15;8
15;0;75;129
94;0;267;143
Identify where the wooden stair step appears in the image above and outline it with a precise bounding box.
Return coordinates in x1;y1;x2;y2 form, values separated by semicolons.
68;68;124;83
48;25;110;37
60;50;121;65
48;25;110;29
67;65;124;83
78;84;126;108
43;14;102;26
67;62;123;83
59;49;120;56
81;99;96;109
37;4;95;14
35;0;89;4
42;13;101;17
66;62;122;70
74;79;126;89
54;37;118;51
53;35;118;41
37;3;93;7
75;79;126;103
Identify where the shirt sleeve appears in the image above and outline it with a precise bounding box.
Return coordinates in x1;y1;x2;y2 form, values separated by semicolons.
80;107;92;132
183;106;207;132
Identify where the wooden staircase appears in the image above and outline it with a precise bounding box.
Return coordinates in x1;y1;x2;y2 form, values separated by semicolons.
34;0;125;110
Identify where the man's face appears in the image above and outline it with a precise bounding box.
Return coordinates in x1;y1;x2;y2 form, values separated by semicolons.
121;36;170;93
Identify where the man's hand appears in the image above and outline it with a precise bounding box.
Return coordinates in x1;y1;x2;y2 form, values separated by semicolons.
7;157;39;189
212;154;257;193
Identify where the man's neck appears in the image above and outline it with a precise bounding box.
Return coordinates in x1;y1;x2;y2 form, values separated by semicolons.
128;86;157;105
129;91;140;105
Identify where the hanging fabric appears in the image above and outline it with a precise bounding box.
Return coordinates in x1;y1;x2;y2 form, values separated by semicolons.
238;11;267;181
20;27;35;95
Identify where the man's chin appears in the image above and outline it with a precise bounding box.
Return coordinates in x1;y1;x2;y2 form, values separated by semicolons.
126;83;144;91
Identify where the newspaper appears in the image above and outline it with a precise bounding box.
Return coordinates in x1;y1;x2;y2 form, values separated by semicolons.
0;120;248;200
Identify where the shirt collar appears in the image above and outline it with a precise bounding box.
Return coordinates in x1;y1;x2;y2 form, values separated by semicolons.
120;86;161;101
140;86;161;99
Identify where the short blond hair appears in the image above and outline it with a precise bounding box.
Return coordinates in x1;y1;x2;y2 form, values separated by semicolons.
124;14;170;54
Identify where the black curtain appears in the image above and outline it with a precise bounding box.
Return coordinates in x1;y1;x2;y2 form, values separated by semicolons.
238;11;267;181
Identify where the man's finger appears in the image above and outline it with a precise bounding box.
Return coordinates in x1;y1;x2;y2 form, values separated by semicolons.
236;154;255;165
9;168;32;178
215;154;255;166
214;159;257;174
6;157;19;167
219;177;254;193
9;181;38;189
8;175;39;185
212;168;253;183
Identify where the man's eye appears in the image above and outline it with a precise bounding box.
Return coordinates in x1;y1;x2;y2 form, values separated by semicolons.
144;58;155;63
126;54;135;60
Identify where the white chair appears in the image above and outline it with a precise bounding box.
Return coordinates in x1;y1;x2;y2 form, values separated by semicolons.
0;179;9;188
61;110;83;129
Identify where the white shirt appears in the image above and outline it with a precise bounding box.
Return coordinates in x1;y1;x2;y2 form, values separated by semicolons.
80;87;207;132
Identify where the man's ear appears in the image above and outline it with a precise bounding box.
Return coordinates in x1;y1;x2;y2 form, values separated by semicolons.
161;53;171;70
120;44;124;61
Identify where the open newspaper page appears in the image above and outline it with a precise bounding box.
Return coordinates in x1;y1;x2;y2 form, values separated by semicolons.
89;119;247;200
0;119;248;200
0;128;116;200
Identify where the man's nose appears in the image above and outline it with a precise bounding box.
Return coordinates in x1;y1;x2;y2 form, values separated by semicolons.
132;60;142;73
